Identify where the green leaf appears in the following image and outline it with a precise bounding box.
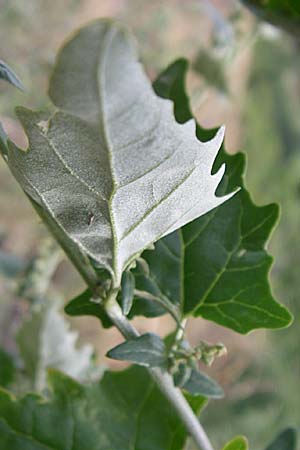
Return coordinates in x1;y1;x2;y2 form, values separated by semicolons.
0;366;205;450
17;298;97;390
222;436;248;450
265;428;298;450
173;364;224;399
0;19;233;289
107;333;168;369
0;350;15;388
135;58;292;334
0;60;24;91
121;270;135;315
64;288;113;328
241;1;300;37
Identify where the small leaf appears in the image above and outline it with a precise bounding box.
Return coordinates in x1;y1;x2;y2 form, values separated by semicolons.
121;270;135;315
0;349;15;388
17;298;97;390
265;428;298;450
0;60;24;91
173;364;224;398
107;333;168;369
222;436;248;450
64;288;113;328
0;366;205;450
0;19;233;289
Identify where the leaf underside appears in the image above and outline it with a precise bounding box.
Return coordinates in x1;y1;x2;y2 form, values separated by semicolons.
0;366;205;450
107;333;168;369
0;19;231;288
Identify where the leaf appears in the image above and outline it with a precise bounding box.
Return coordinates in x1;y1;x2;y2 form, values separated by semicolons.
121;270;135;315
0;19;233;289
0;60;24;91
265;428;298;450
241;1;300;38
107;333;168;369
17;298;97;390
64;288;113;328
0;350;15;388
133;58;292;334
222;436;248;450
173;364;224;399
0;366;206;450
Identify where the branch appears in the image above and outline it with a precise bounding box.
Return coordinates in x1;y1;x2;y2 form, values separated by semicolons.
104;292;215;450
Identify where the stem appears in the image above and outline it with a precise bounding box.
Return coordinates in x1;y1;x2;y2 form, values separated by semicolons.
104;292;214;450
134;289;181;325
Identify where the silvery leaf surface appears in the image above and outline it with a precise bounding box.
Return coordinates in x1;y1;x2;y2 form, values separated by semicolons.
0;19;233;286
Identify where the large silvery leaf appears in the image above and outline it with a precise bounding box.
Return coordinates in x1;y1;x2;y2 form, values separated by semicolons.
0;366;205;450
131;59;292;333
0;19;232;288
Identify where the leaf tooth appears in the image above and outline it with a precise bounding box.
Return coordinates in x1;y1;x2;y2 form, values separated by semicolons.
197;125;225;168
180;117;196;136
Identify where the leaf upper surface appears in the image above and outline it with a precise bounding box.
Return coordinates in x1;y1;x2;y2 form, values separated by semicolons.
1;20;232;287
0;366;205;450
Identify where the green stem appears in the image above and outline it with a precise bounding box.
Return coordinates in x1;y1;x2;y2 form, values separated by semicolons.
134;289;181;325
104;291;214;450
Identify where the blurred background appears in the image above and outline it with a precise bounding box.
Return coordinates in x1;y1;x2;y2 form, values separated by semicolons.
0;1;299;449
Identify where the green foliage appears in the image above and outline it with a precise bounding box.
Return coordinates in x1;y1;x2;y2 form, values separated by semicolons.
222;436;248;450
0;366;205;450
241;0;300;37
0;17;296;450
0;350;15;388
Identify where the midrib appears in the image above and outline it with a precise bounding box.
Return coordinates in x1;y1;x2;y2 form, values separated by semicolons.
97;25;120;285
